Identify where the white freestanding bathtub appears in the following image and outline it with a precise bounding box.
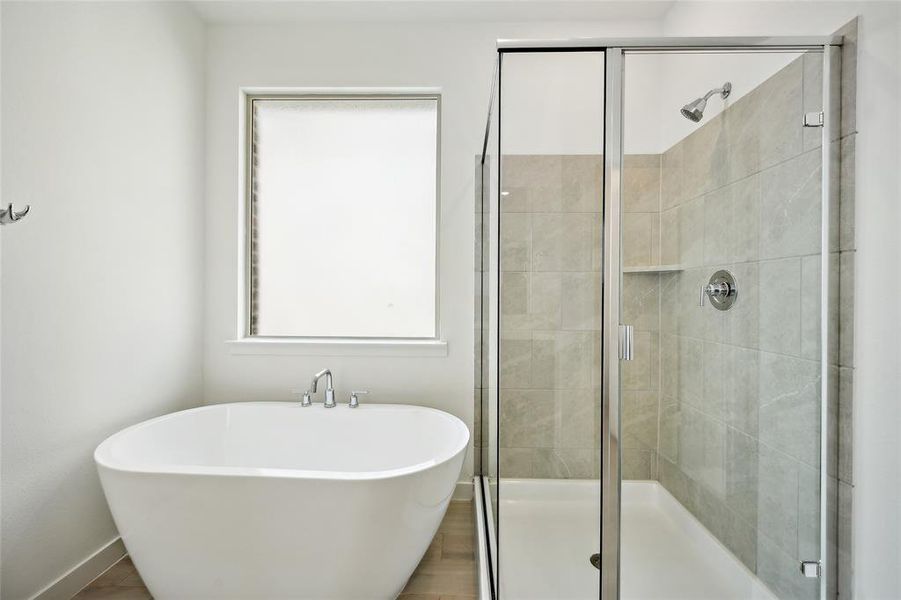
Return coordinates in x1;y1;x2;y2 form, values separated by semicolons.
95;402;469;599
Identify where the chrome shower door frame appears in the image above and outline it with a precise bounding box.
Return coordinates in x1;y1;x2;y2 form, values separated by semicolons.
601;40;842;600
493;36;841;600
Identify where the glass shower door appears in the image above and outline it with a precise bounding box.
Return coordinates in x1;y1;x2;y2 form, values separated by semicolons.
616;47;838;600
493;49;606;600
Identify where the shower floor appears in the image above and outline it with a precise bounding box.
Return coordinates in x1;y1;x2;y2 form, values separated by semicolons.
497;479;775;600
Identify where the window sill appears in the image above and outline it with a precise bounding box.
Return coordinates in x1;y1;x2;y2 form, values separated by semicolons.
226;337;448;357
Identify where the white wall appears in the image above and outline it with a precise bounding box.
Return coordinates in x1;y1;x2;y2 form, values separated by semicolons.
0;2;206;598
661;5;901;599
202;18;662;484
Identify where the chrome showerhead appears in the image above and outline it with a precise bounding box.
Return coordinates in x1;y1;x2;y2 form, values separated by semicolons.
680;81;732;123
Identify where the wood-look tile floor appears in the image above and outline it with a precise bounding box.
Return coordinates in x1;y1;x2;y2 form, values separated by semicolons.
73;501;477;600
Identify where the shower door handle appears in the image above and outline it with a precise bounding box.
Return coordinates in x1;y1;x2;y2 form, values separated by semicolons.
619;325;634;361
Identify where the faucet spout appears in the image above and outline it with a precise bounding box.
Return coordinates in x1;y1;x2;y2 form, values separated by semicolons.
309;369;336;408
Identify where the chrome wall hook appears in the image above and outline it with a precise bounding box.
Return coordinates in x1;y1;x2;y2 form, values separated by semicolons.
0;203;31;225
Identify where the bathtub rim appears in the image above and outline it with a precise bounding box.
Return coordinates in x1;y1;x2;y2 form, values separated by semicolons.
95;401;470;482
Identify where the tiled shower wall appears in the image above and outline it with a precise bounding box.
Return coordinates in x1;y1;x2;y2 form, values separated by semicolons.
651;46;855;599
497;155;603;478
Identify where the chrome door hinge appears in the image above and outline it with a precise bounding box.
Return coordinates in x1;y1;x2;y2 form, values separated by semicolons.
803;111;825;127
619;325;634;361
800;561;821;578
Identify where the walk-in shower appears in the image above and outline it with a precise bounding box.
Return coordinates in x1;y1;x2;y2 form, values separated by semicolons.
476;35;852;600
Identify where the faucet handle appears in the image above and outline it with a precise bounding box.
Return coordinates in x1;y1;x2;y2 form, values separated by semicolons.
291;388;313;407
349;390;369;408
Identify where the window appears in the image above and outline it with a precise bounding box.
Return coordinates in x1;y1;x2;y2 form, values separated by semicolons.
245;94;439;339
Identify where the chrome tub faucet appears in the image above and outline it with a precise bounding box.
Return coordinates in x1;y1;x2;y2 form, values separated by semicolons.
307;368;336;408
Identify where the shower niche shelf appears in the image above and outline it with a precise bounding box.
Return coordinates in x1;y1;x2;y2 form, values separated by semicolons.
623;265;683;273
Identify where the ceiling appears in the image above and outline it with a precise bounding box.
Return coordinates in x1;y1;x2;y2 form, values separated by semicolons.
189;0;675;24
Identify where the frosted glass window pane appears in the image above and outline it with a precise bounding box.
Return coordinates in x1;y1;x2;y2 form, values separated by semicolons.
251;97;438;338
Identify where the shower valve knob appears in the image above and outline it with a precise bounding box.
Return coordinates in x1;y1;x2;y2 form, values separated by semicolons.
699;270;738;311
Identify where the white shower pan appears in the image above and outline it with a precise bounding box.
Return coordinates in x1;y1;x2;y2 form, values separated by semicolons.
497;479;777;600
95;402;469;599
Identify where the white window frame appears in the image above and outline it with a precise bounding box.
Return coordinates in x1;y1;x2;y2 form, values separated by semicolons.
229;87;446;357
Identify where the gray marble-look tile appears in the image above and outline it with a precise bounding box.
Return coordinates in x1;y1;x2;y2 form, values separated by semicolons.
623;331;658;392
529;271;563;331
725;426;758;525
688;480;727;540
757;532;818;600
499;185;531;213
757;58;804;171
724;89;761;183
623;272;660;332
499;447;533;478
623;390;658;452
561;155;603;213
678;406;726;497
702;341;727;421
760;148;822;261
758;351;821;466
500;271;528;329
839;251;854;367
623;212;660;267
622;448;656;480
661;142;685;210
659;455;693;509
561;272;600;331
499;389;554;448
502;155;563;211
724;345;760;437
679;195;705;268
531;330;594;390
724;261;760;349
658;397;680;463
839;134;856;251
758;258;802;356
659;273;680;335
723;509;758;573
703;184;733;267
800;254;822;361
532;213;594;272
623;154;661;213
501;212;531;271
660;206;680;266
682;112;728;200
659;332;679;396
555;388;597;449
731;173;761;263
757;442;800;557
500;331;532;389
798;462;821;560
678;336;703;407
533;448;596;479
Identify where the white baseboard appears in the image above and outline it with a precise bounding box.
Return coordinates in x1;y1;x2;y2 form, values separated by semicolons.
453;479;474;501
30;537;126;600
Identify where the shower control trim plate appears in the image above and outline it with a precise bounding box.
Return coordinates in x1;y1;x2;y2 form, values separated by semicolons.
699;270;738;311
